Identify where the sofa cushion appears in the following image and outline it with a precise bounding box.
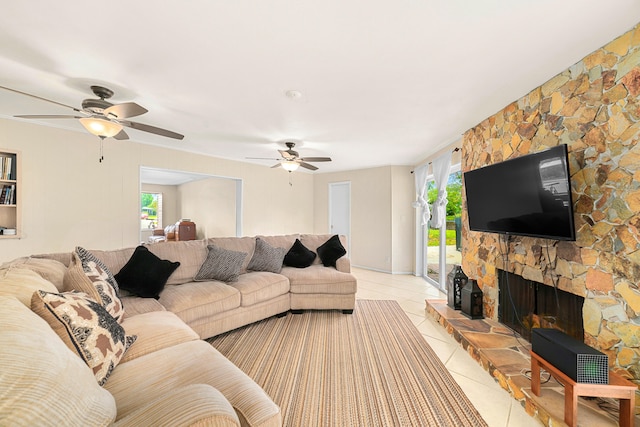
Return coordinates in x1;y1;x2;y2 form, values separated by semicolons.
88;247;136;278
31;290;137;386
64;251;125;323
195;245;247;283
144;239;207;285
120;311;199;363
114;246;180;299
247;237;286;274
231;271;290;307
159;281;241;325
0;267;57;306
256;234;299;250
281;264;357;294
316;234;347;267
120;295;167;318
0;296;117;425
284;238;317;268
32;251;73;267
113;383;240;427
1;256;67;290
104;340;281;426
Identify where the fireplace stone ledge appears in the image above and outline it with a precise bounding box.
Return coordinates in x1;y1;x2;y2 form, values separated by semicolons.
425;298;636;427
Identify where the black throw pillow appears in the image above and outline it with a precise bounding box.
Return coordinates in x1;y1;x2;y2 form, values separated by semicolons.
284;239;317;268
316;235;347;268
114;246;180;299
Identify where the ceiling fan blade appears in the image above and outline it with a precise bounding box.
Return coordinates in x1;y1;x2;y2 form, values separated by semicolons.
104;102;148;119
271;163;282;169
300;157;332;162
299;162;318;171
0;85;82;112
113;129;129;140
119;120;184;140
279;149;296;160
246;157;281;161
14;114;84;119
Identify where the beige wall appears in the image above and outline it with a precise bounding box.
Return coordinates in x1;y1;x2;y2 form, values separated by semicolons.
391;166;414;273
0;118;314;260
314;165;415;273
1;118;416;271
178;177;237;239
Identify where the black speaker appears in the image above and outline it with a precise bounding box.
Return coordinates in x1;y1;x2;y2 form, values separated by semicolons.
531;328;608;384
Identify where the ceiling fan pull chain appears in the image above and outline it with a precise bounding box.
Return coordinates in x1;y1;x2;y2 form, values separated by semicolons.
99;136;105;163
289;172;293;187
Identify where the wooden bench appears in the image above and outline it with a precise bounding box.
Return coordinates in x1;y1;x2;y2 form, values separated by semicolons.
530;350;637;427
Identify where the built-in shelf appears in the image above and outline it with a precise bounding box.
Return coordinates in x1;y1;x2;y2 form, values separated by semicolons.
0;149;21;239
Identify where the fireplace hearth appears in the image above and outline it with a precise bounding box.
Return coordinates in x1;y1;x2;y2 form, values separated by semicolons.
498;269;584;342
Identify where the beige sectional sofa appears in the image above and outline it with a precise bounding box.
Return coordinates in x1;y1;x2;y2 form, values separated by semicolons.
0;234;357;426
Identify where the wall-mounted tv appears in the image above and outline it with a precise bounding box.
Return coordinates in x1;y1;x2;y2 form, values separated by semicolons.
463;144;576;241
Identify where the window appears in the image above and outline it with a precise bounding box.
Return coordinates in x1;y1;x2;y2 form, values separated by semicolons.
141;192;162;230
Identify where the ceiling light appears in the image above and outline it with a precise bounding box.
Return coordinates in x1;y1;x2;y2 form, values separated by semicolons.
285;90;302;100
281;160;300;172
79;117;123;138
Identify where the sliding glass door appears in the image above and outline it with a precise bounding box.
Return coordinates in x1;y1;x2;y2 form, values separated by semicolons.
422;166;462;290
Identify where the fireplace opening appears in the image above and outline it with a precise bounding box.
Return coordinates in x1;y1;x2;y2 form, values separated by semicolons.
498;269;584;342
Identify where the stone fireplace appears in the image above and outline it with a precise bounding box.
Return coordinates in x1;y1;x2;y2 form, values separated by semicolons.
498;269;584;342
460;23;640;408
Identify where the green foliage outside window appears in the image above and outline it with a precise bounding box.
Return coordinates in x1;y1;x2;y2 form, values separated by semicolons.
426;171;462;218
426;171;462;246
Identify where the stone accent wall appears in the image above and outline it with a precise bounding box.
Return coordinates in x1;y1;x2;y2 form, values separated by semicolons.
461;23;640;396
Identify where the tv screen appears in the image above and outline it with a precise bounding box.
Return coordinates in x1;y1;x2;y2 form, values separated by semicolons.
463;144;576;240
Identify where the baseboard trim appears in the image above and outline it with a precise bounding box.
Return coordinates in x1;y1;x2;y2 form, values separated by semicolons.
351;265;414;275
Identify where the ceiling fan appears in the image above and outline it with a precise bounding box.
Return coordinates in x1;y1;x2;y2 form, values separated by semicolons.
248;141;332;172
0;85;184;141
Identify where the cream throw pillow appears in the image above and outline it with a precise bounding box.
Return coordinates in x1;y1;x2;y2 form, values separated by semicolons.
0;296;117;425
0;267;57;306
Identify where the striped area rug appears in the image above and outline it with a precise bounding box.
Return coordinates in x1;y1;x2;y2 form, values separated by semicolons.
208;300;488;426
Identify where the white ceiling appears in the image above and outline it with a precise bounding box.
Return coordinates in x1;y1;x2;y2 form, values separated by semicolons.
1;1;639;173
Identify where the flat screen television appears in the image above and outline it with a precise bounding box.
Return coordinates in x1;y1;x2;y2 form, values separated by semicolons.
463;144;576;240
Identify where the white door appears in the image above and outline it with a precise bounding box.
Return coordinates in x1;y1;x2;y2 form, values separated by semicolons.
329;182;351;254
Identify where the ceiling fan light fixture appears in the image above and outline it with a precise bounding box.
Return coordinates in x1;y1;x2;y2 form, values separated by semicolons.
281;160;299;172
79;116;123;138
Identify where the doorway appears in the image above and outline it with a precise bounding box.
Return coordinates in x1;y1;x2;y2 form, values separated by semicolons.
139;167;243;243
329;182;351;254
422;167;462;290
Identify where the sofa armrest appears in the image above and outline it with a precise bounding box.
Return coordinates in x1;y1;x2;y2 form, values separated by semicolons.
113;384;240;427
336;256;351;273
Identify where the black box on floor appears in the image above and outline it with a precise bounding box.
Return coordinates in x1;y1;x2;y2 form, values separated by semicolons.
531;328;608;384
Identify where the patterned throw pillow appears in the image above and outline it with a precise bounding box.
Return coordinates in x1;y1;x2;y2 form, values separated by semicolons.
247;237;287;273
194;245;247;282
317;235;347;268
284;238;317;268
31;290;136;386
76;247;120;294
64;252;124;323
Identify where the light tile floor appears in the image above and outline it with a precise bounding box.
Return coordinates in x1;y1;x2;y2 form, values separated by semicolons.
353;267;542;427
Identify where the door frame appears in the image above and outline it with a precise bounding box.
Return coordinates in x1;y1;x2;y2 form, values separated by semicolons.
418;163;461;290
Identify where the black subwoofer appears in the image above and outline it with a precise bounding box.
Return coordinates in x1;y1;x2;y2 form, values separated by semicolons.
531;328;608;384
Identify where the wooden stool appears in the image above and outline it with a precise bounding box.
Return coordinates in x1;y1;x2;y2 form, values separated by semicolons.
530;350;637;427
